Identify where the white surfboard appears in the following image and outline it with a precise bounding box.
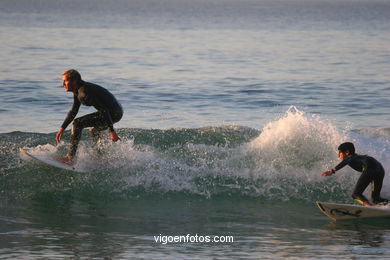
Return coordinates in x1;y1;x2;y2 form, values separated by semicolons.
316;201;390;221
20;147;80;172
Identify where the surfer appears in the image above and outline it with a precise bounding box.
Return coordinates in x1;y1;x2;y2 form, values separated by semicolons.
321;142;388;206
55;69;123;164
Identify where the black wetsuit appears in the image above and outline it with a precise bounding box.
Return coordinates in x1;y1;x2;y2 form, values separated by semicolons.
334;154;385;204
61;81;123;157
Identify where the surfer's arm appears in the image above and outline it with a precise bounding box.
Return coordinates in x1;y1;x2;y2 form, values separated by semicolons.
61;95;81;130
56;128;64;144
100;109;119;142
101;110;115;132
109;130;119;142
321;157;352;176
56;95;80;144
321;169;336;176
334;156;352;171
105;113;119;142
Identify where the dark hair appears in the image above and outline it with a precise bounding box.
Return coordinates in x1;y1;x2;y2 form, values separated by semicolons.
338;142;355;154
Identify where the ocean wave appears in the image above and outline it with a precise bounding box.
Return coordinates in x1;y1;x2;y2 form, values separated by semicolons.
1;107;389;202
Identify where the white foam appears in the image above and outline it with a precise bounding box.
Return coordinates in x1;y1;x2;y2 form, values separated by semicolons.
22;106;390;200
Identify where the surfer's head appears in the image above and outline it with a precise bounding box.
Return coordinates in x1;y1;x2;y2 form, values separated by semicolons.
338;142;355;160
338;142;355;154
62;69;82;92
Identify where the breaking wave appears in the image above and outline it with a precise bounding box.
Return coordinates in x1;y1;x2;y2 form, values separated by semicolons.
1;107;389;203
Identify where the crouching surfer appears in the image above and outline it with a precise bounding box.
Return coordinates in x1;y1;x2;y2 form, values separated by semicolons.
321;142;388;206
56;69;123;165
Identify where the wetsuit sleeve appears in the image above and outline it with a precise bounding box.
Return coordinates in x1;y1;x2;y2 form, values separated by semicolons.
102;110;115;132
334;156;352;171
61;95;81;129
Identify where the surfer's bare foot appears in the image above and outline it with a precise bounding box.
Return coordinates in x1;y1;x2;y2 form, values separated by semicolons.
56;155;74;166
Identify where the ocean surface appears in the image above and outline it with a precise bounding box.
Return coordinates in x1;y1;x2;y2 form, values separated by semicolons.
1;0;390;259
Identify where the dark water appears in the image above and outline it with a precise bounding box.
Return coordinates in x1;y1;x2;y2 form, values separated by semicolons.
1;0;390;259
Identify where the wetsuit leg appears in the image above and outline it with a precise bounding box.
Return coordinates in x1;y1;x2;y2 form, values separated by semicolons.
69;110;123;157
352;171;373;205
370;164;385;203
89;126;104;143
69;112;103;157
87;110;123;142
88;124;110;156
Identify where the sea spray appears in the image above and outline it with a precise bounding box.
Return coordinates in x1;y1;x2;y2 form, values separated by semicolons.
2;107;389;202
246;106;346;172
233;106;349;201
78;106;355;201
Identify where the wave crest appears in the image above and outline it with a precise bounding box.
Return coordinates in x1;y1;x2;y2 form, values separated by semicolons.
2;107;389;202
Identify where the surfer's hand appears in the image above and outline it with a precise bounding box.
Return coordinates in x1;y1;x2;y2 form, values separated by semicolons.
56;128;64;144
110;130;119;142
321;170;334;177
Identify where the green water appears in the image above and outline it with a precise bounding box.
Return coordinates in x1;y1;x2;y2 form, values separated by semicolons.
1;121;390;259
